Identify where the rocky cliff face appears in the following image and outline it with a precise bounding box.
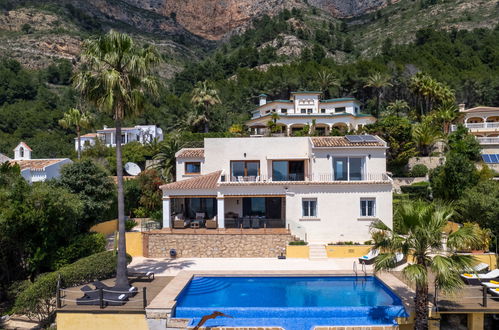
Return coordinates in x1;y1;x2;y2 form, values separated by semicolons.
121;0;393;40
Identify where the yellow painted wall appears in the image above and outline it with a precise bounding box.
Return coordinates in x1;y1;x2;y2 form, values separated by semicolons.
326;245;373;258
90;219;118;236
471;253;498;270
125;232;143;257
57;312;148;330
286;245;309;258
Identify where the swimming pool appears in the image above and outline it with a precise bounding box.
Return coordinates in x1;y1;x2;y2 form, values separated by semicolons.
173;276;408;329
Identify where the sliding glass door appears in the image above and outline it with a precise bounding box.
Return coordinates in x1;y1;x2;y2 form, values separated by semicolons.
272;160;305;181
333;157;364;181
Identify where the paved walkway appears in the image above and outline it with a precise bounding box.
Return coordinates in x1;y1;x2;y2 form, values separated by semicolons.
129;257;378;276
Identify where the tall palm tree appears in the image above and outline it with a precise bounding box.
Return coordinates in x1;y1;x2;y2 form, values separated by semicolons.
59;107;92;159
386;100;409;118
410;73;455;116
432;102;459;134
191;81;221;133
364;72;392;117
371;201;482;330
73;30;161;287
316;70;341;99
412;117;442;156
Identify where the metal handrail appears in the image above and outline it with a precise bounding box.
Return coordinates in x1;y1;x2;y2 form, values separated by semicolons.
353;261;357;277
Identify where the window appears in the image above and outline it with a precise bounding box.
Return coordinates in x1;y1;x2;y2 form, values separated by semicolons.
307;108;313;114
360;198;376;217
19;147;24;157
301;109;306;114
281;108;287;114
335;107;346;113
302;198;317;217
321;109;326;113
272;160;305;181
265;110;271;114
231;161;260;179
185;162;201;174
333;157;364;181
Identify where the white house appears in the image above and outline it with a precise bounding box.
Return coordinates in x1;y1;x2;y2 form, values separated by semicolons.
75;124;163;150
246;92;376;136
9;142;72;183
160;136;392;243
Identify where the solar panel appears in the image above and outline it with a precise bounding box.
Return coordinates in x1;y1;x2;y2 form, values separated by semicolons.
491;154;499;163
361;135;379;142
482;154;492;163
481;154;499;163
345;135;363;142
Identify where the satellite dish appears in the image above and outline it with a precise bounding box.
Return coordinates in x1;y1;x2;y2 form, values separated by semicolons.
125;162;142;176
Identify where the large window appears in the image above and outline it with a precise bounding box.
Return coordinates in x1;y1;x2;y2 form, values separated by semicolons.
360;198;376;217
242;197;282;219
302;198;317;217
231;161;260;179
333;157;364;181
185;198;217;219
335;107;346;113
185;162;201;174
272;160;305;181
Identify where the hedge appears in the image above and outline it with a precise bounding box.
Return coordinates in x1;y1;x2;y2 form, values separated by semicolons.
410;164;429;177
14;251;131;323
289;240;308;245
400;181;430;199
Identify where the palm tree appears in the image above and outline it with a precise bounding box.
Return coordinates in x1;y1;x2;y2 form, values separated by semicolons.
316;70;341;99
73;30;161;287
412;117;442;156
410;73;455;116
432;102;459;134
364;72;392;117
386;100;409;118
371;201;482;330
59;107;92;159
153;137;182;182
191;81;221;133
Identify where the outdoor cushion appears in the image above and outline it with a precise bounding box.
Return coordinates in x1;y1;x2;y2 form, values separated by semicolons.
491;280;499;284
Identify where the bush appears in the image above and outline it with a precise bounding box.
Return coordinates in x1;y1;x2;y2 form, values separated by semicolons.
125;219;137;231
329;241;360;245
52;233;107;269
410;164;428;177
400;181;430;199
289;240;308;245
14;251;131;323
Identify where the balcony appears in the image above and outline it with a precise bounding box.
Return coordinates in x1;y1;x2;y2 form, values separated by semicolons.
222;173;391;184
451;122;499;131
477;137;499;145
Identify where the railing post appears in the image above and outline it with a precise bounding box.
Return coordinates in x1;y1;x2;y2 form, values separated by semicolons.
143;287;147;309
483;286;487;307
56;288;61;309
99;288;104;309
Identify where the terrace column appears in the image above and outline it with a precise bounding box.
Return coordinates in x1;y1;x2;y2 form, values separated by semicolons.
162;196;171;228
217;197;225;229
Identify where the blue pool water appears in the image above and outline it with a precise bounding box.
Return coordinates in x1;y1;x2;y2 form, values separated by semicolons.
173;276;408;329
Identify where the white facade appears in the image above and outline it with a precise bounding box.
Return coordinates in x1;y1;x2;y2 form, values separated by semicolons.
247;92;376;136
450;105;499;151
75;125;163;150
162;136;392;243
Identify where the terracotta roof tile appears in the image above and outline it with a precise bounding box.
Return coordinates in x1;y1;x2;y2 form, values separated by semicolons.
80;133;98;138
15;142;32;151
311;136;384;147
160;171;221;191
177;148;204;158
10;159;68;171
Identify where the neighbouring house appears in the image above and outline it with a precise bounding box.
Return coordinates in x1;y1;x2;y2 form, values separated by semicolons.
160;135;392;243
9;142;72;183
75;124;163;150
0;152;11;163
246;92;376;136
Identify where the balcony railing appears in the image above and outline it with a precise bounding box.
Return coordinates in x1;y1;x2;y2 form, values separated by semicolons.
224;173;391;183
477;137;499;144
451;123;499;131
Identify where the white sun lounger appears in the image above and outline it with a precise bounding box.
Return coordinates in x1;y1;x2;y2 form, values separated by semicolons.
358;249;379;265
482;282;499;289
394;252;406;265
461;269;499;285
472;262;489;273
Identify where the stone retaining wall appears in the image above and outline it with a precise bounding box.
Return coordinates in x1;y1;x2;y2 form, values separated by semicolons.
144;233;295;258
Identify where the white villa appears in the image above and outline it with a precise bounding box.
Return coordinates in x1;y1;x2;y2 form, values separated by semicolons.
76;124;163;150
246;92;376;136
160;136;392;243
9;142;72;183
450;104;499;166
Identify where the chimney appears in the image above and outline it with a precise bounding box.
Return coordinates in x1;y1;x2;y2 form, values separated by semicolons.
259;94;267;106
458;103;466;112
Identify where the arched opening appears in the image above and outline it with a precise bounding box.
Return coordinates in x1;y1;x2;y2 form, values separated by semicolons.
19;147;24;158
249;125;266;136
330;122;349;135
314;124;328;136
466;117;484;124
486;116;499;122
289;124;307;136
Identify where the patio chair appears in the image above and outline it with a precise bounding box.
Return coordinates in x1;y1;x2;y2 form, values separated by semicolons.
251;218;260;229
93;281;138;298
358;249;379;265
173;214;187;229
195;212;205;220
242;217;251;229
205;216;218;229
104;292;129;306
461;269;499;285
127;270;155;281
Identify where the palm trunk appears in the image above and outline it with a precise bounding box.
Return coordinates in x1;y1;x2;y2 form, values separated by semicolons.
115;118;128;287
414;282;429;330
204;105;209;133
376;90;381;118
76;125;81;160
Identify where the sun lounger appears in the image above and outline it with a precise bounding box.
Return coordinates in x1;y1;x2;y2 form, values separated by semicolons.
482;281;499;289
487;287;499;299
394;252;406;266
461;269;499;285
359;249;379;265
470;262;489;273
93;281;138;297
127;270;155;281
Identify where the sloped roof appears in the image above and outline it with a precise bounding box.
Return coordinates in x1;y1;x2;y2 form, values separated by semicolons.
0;153;11;163
461;106;499;113
80;133;98;138
160;171;221;191
10;159;68;171
311;136;384;148
14;142;32;151
176;148;205;159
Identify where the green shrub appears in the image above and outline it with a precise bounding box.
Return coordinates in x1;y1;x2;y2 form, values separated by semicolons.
125;219;138;231
410;164;428;177
289;240;308;245
400;181;430;199
363;240;373;245
14;251;131;323
52;233;107;269
328;241;360;245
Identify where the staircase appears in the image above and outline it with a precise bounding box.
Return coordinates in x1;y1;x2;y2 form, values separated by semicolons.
308;244;327;260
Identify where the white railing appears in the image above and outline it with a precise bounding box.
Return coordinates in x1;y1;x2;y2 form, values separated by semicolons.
224;173;391;183
451;123;499;131
477;137;499;144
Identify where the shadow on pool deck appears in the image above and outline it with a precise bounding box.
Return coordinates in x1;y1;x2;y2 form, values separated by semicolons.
129;258;197;274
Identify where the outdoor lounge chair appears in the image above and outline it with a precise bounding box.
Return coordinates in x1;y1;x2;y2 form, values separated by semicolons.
461;269;499;285
127;270;155;281
173;214;188;229
242;217;251;229
481;281;499;289
487;287;499;299
251;218;260;229
469;262;489;273
205;216;217;229
358;249;379;265
93;281;138;298
394;252;406;266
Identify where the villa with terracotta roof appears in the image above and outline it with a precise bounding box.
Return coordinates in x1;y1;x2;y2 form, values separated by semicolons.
76;124;163;150
9;142;72;183
161;135;392;242
246;92;376;136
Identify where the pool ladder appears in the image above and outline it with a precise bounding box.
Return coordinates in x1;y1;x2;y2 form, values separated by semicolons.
353;261;367;278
